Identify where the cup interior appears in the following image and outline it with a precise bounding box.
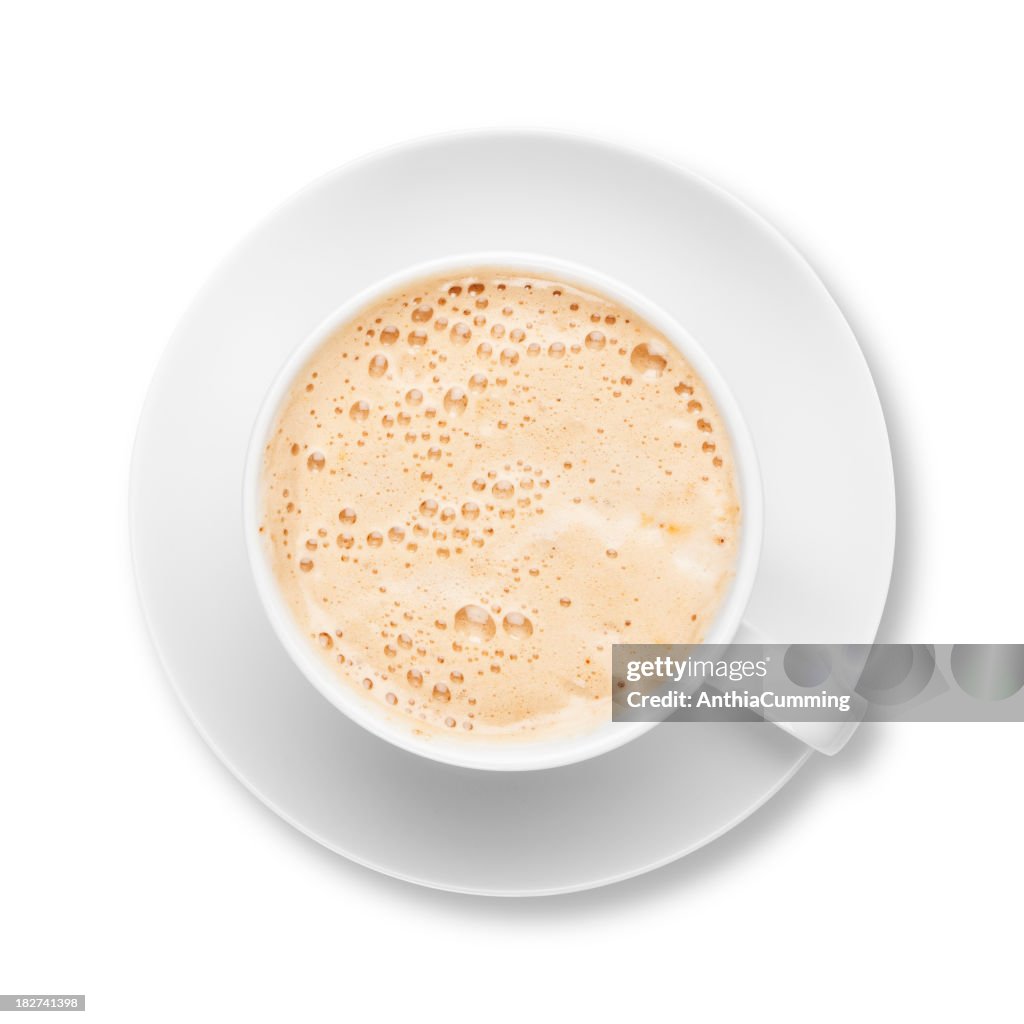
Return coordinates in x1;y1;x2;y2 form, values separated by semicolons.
243;251;763;770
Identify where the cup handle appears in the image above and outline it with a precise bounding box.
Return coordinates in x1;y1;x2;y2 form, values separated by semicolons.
731;622;863;756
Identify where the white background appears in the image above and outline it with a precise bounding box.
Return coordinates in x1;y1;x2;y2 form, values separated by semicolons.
2;2;1022;1021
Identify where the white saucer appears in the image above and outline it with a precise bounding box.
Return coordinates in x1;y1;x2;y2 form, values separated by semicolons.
131;130;894;895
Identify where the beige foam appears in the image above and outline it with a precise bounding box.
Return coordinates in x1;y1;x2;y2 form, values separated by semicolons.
257;269;740;744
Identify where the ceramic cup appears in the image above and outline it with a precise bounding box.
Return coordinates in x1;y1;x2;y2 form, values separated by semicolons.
244;252;764;770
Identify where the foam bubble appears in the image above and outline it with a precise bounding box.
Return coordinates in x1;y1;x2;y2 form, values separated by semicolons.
454;605;496;642
444;387;469;415
630;341;668;377
502;612;533;639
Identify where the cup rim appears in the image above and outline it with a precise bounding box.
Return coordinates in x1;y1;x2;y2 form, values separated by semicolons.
242;250;764;771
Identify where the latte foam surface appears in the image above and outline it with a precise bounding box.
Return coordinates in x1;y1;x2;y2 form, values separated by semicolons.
258;270;740;744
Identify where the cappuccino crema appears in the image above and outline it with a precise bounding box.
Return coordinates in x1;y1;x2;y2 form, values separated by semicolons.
257;269;740;744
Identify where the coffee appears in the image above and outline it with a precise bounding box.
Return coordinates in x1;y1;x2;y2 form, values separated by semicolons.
256;269;740;744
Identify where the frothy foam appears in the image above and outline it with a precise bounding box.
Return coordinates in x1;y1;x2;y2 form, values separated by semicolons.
257;269;740;744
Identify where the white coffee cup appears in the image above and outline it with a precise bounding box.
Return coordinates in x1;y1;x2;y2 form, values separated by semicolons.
244;252;766;770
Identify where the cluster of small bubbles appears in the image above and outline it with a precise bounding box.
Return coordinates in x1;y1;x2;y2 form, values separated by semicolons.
307;451;326;471
444;387;468;415
368;354;388;377
349;400;370;421
454;605;496;642
450;322;471;344
502;612;533;639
